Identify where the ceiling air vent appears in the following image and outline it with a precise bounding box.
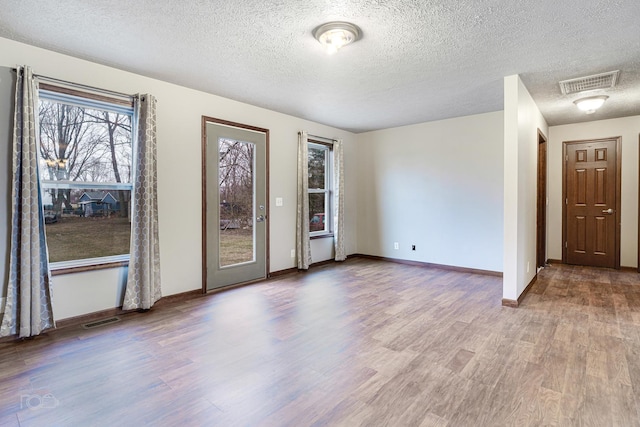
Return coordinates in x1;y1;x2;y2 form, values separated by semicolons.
559;70;620;95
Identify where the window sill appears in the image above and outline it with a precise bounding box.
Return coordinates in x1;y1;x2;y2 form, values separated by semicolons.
50;255;130;276
310;233;334;240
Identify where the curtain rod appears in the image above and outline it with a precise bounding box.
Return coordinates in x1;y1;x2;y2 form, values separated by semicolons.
298;131;336;142
11;67;135;101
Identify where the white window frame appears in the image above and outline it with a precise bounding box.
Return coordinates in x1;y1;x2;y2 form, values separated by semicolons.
308;140;334;238
38;87;135;271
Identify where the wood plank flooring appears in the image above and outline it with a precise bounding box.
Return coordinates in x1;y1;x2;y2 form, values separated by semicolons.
1;259;640;426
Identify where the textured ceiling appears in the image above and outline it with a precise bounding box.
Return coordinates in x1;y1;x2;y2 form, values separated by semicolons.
1;0;639;133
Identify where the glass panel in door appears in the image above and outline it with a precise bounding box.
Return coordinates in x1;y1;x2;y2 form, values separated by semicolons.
219;138;255;267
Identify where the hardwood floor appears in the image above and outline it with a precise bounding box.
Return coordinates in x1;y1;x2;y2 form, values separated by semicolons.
1;259;640;426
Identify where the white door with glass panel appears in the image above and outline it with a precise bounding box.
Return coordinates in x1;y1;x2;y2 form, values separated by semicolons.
203;118;268;290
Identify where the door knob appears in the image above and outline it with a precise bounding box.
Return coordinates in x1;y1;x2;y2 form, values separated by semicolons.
602;208;613;214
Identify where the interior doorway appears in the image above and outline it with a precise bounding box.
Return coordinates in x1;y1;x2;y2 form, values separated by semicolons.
202;117;269;291
562;137;621;269
536;129;547;269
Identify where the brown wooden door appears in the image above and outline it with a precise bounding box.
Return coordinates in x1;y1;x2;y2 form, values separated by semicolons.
537;131;547;268
564;138;619;268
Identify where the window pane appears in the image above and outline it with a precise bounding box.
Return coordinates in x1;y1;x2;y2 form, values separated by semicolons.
38;99;132;185
219;138;255;267
308;146;326;190
309;192;326;232
38;93;134;264
44;189;131;263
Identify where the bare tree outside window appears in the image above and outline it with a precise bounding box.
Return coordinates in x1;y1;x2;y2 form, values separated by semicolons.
38;97;133;263
218;138;255;266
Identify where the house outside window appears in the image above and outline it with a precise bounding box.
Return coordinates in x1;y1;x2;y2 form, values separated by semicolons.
38;86;134;267
308;140;333;237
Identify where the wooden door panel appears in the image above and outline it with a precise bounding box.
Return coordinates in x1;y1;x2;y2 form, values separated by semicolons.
574;216;586;253
564;139;618;268
575;169;587;205
595;168;607;205
594;216;607;254
572;216;587;254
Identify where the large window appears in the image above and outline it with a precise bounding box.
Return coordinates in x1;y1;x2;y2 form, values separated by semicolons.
38;86;134;267
308;141;333;237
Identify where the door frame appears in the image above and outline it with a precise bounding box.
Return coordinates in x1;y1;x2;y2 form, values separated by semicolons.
561;136;621;268
201;116;270;293
536;129;547;269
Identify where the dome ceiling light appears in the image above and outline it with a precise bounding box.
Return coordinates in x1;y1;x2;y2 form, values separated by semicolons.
313;22;362;55
574;95;609;114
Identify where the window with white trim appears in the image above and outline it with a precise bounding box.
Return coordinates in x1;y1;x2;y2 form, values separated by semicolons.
308;140;333;237
38;86;134;268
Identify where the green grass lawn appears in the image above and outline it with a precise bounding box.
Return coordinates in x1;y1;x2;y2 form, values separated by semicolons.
219;228;253;266
45;216;131;263
45;217;254;266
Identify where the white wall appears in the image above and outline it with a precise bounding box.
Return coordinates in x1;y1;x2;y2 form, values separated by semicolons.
53;268;129;318
356;111;504;272
0;37;358;320
548;116;640;267
503;75;549;301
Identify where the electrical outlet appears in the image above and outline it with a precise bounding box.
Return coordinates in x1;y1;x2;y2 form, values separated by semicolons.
276;197;283;207
412;245;416;251
394;242;399;250
290;249;295;258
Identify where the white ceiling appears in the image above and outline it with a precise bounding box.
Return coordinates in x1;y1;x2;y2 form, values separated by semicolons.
1;0;639;133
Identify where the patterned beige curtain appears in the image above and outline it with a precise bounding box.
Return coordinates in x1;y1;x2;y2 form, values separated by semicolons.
333;139;346;261
296;131;312;269
0;66;55;338
123;94;162;310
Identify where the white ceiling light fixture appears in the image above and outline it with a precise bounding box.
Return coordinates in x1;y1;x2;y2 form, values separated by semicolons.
573;95;609;114
313;21;362;55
